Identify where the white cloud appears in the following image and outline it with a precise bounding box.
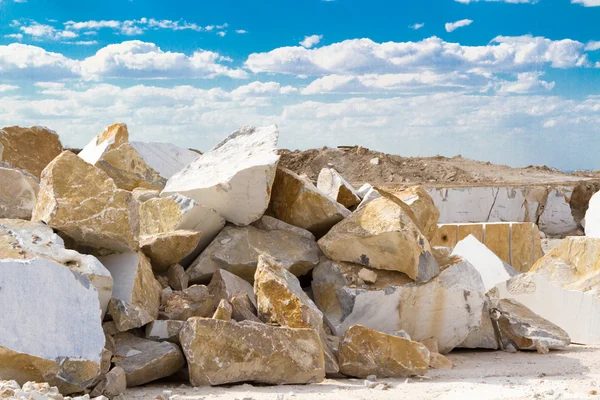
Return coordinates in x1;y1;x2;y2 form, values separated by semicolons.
0;43;80;80
19;22;78;40
0;84;19;92
410;23;425;30
4;33;23;40
300;35;323;49
235;29;248;34
62;18;225;36
495;72;555;93
456;0;537;3
445;19;473;32
217;31;226;37
572;0;600;6
585;41;600;51
543;119;557;128
68;40;99;46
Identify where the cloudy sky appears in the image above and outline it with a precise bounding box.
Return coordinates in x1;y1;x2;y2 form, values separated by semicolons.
1;0;599;170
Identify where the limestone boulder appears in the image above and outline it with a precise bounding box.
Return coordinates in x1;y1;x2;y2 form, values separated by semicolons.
393;186;440;242
230;295;262;323
180;318;325;386
78;123;129;165
585;191;600;238
338;325;430;378
312;257;485;353
356;186;382;210
207;268;256;307
168;263;189;291
145;320;185;344
101;252;161;331
140;230;203;272
112;333;185;387
132;188;160;202
458;296;498;350
267;167;350;236
90;366;126;398
32;151;139;253
187;223;321;283
160;285;214;321
254;255;339;374
356;183;373;199
0;163;39;219
0;258;104;394
316;168;360;208
212;299;233;320
129;141;200;179
318;194;439;282
0;125;63;177
162;125;280;226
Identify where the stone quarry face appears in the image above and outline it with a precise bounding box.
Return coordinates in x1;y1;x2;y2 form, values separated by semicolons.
0;126;63;178
338;325;430;378
140;230;203;272
0;219;113;317
187;223;321;283
101;252;161;331
393;186;440;242
0;163;39;220
179;318;325;386
318;195;439;282
0;258;104;394
312;257;485;353
267;167;351;237
162;125;280;226
32;151;140;253
316;168;361;208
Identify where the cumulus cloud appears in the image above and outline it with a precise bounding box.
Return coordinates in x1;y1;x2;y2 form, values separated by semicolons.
4;33;23;40
445;19;473;32
585;41;600;51
571;0;600;6
410;23;425;30
495;72;555;93
0;43;80;80
18;22;78;40
300;35;323;49
0;84;19;92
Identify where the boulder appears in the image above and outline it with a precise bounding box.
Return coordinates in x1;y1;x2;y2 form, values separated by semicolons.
254;255;339;374
0;219;112;316
187;223;321;283
112;333;185;387
338;325;430;378
167;263;189;291
160;285;214;321
0;258;104;394
356;183;373;199
393;186;440;242
0;125;63;177
78;123;129;166
179;318;325;386
266;167;350;237
316;168;360;208
496;236;600;344
140;195;225;266
458;296;498;350
145;320;185;344
318;194;439;282
132;188;160;202
585;191;600;238
162;125;280;226
207;268;257;307
212;299;233;320
90;366;126;398
140;230;203;272
230;295;262;323
32;151;139;253
312;257;485;353
251;215;316;240
101;252;161;331
0;163;39;219
129;141;200;179
356;186;382;210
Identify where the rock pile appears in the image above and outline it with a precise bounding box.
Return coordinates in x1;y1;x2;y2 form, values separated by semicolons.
0;122;580;399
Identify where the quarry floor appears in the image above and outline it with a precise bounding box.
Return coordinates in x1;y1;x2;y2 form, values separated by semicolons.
124;345;600;400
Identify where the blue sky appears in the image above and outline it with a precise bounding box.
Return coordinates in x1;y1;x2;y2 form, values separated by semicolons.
1;0;599;170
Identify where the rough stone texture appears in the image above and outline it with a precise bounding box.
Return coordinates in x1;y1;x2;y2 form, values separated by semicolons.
393;186;440;242
356;186;382;210
112;333;185;387
429;352;453;369
318;194;439;282
585;191;600;238
0;258;104;394
132;188;160;202
312;257;485;353
338;325;430;378
207;268;257;307
490;298;570;352
140;230;203;272
160;285;214;321
101;252;161;331
140;195;225;266
0;163;39;219
267;167;351;237
212;299;233;320
162;125;280;226
358;268;378;284
458;296;498;350
0;126;63;178
187;223;321;283
496;236;600;344
230;295;262;323
168;263;189;291
130;141;200;180
180;318;325;386
32;151;139;253
254;255;339;374
1;381;65;400
251;215;316;240
316;168;360;208
79;123;129;166
0;219;112;316
145;320;185;344
90;366;126;398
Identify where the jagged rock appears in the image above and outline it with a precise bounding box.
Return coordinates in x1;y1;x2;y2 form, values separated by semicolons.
458;296;498;349
207;268;257;307
129;141;200;180
0;126;63;178
358;268;377;283
318;194;439;282
101;252;161;331
0;164;39;219
357;183;373;199
162;125;280;226
356;186;382;210
230;295;262;323
145;320;185;344
496;236;600;344
420;338;453;369
140;230;203;272
0;258;104;394
393;186;440;242
167;264;189;291
338;325;430;378
212;299;233;320
312;257;485;353
490;298;570;352
452;235;518;291
0;219;112;316
112;333;185;387
32;151;139;253
251;215;316;240
267;167;350;236
187;223;321;283
254;255;339;374
160;285;214;321
317;168;360;208
4;381;64;400
180;318;325;386
79;123;129;166
132;188;160;202
90;367;126;398
140;195;225;266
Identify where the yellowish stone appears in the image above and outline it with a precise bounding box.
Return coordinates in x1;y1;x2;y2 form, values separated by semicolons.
140;230;203;272
484;223;510;264
0;126;63;178
393;186;440;242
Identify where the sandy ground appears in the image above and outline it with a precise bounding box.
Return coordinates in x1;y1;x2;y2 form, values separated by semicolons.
124;345;600;400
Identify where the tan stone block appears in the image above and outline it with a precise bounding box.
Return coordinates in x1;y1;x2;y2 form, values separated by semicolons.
0;126;63;177
457;224;483;242
484;223;510;264
511;223;533;273
431;224;457;247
